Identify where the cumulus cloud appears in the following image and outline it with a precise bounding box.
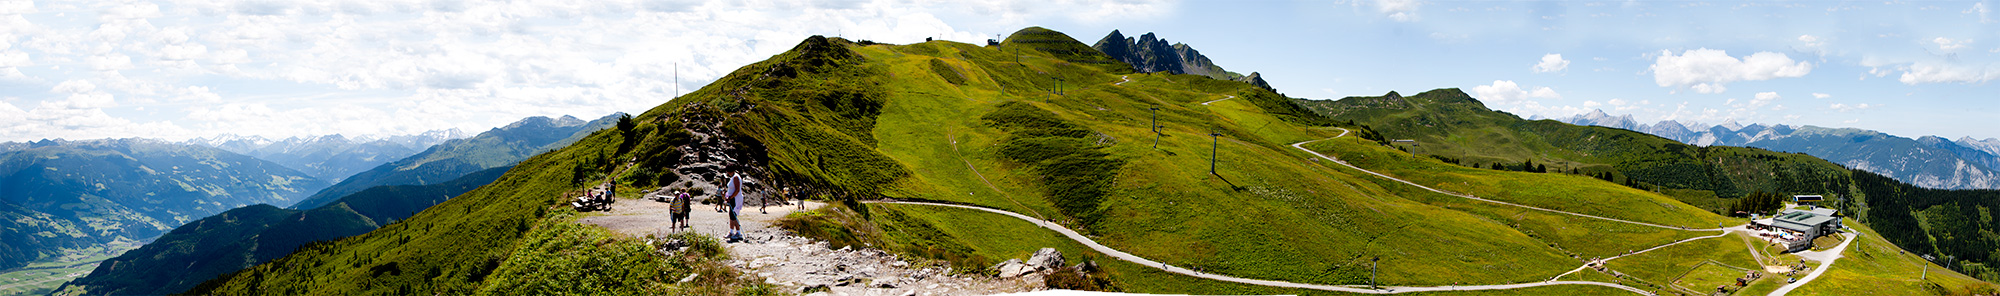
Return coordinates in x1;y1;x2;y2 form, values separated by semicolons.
1472;80;1562;103
1649;48;1813;94
1532;53;1569;73
1750;92;1780;108
1897;61;2000;84
1812;93;1830;99
0;0;1177;141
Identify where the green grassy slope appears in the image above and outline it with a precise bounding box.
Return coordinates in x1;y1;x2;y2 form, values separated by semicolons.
1297;90;1856;213
1793;219;1997;296
60;166;510;295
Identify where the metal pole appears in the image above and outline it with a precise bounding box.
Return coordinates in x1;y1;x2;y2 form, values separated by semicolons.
1150;107;1160;148
1210;132;1221;175
1372;256;1380;290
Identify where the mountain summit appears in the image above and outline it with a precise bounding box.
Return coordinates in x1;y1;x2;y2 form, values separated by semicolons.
1091;30;1274;91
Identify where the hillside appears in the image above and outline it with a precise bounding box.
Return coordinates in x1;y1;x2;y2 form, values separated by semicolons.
1302;89;2000;288
0;139;326;271
287;114;620;209
180;27;1989;295
56;166;510;295
1296;91;1856;212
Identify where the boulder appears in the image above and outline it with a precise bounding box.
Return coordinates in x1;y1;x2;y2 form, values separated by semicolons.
1027;248;1064;270
993;259;1031;278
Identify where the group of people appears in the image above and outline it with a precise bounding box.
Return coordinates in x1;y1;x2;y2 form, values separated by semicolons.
571;184;614;211
658;168;812;243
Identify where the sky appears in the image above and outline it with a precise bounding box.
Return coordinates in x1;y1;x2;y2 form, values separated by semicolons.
0;0;1995;143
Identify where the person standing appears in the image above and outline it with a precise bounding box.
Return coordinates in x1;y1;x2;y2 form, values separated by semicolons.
671;190;691;231
760;186;771;214
725;170;744;242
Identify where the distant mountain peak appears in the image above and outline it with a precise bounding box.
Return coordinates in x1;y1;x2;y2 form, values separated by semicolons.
1090;30;1274;92
1717;119;1744;131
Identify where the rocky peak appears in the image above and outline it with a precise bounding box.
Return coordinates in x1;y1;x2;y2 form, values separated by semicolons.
1091;30;1274;92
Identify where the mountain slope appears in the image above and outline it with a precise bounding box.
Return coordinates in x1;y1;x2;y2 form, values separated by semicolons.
59;166;510;295
287;114;620;209
0;139;325;271
183;28;1990;295
1296;91;1855;212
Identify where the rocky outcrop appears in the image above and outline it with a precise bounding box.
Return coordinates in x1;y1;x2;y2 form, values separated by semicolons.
992;248;1066;278
1092;30;1275;92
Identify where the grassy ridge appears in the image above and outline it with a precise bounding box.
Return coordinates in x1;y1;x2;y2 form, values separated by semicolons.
1297;89;1857;213
1793;219;1996;295
849;32;1591;286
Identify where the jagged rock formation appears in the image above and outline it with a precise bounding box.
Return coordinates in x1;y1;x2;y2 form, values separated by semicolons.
1091;30;1274;92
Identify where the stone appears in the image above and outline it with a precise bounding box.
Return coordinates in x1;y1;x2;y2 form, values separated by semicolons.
994;259;1032;278
1027;248;1064;270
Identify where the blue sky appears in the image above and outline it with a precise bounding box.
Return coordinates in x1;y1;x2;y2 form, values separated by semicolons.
0;0;1995;142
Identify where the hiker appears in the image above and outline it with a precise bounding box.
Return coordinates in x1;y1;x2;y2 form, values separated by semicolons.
725;169;744;242
670;190;691;231
760;185;771;214
797;186;806;210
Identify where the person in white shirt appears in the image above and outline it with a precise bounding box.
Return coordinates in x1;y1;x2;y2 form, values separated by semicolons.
725;170;744;242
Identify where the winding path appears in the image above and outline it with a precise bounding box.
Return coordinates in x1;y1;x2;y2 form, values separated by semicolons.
1291;128;1720;231
1768;232;1859;295
1201;95;1234;105
868;200;1653;295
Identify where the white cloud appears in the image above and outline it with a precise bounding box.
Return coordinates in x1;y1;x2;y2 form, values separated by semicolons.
1750;92;1780;109
1811;93;1830;99
1649;48;1813;94
1830;103;1878;112
1365;0;1420;22
0;0;1177;141
1798;34;1822;47
1971;2;1994;23
1532;53;1569;73
1472;80;1562;104
1934;37;1973;51
1897;61;2000;84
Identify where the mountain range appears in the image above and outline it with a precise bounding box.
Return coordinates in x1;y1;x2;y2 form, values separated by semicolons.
0;139;327;271
56;114;617;295
181;129;469;183
1558;109;2000;190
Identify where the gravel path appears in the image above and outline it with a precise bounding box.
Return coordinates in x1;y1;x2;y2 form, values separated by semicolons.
1199;95;1234;105
1767;232;1858;296
579;198;1039;295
